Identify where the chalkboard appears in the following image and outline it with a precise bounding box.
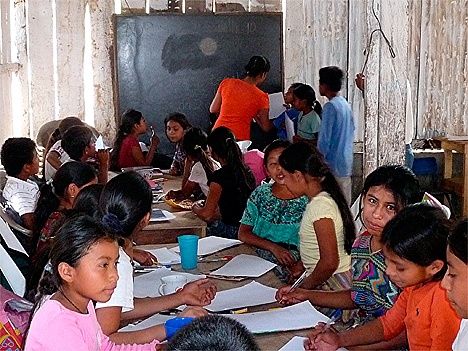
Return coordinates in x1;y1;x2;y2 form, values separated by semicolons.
114;13;283;155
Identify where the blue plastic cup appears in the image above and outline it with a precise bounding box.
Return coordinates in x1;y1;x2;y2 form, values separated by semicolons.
178;234;199;270
164;317;195;340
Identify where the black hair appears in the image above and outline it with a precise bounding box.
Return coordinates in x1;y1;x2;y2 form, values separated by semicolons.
279;143;355;254
33;162;97;249
25;215;117;342
45;117;84;157
360;165;421;214
99;171;152;238
381;204;451;281
61;125;94;161
182;127;215;178
73;183;105;218
319;66;345;92
244;55;270;77
293;84;322;115
167;315;260;351
208;127;256;193
164;112;192;132
1;137;37;176
263;139;291;167
448;218;468;265
110;109;144;171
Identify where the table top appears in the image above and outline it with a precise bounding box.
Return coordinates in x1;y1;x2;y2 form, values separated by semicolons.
137;243;313;351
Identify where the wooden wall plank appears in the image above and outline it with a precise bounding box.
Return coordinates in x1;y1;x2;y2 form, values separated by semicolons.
55;1;86;120
0;0;14;143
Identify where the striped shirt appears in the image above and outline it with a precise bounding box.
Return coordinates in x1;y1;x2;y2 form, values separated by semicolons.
2;176;40;216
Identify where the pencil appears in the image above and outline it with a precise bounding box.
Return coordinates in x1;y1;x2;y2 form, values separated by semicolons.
286;269;309;294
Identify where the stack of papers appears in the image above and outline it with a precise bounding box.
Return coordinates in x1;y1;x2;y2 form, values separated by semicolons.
143;247;181;265
172;236;242;256
209;254;276;278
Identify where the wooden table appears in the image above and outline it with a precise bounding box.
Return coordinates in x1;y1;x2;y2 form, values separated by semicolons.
133;176;207;245
137;243;312;351
436;137;468;216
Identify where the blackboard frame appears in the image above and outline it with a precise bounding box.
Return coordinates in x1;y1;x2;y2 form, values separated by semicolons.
113;13;283;155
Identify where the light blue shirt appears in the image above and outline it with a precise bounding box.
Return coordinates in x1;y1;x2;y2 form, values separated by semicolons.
317;96;355;177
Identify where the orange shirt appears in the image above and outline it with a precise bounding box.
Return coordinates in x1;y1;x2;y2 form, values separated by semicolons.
213;78;269;140
379;281;461;351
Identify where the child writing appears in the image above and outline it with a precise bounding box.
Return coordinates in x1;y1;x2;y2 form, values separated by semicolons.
166;127;220;200
442;218;468;350
292;84;322;144
276;165;421;322
0;137;40;231
95;171;216;344
273;83;302;139
238;139;308;282
307;205;461;351
110;109;160;171
164;112;191;178
277;142;355;296
192;126;256;239
24;215;159;350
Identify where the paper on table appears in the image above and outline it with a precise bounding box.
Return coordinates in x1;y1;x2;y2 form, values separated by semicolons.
269;92;286;120
173;236;242;256
285;113;295;142
279;336;349;351
228;301;329;334
133;267;205;298
143;247;181;265
205;281;277;312
119;313;172;332
210;254;276;278
149;209;176;222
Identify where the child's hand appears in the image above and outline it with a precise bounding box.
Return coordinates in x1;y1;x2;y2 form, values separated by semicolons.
307;323;340;351
151;134;160;147
133;248;158;266
178;278;217;306
168;167;179;176
179;306;208;318
96;149;110;168
275;286;308;305
270;245;297;266
191;200;205;209
355;73;365;92
288;260;305;281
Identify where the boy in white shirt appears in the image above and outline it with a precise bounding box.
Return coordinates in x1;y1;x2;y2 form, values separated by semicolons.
1;137;40;230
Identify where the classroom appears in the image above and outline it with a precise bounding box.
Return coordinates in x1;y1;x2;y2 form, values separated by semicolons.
0;1;467;350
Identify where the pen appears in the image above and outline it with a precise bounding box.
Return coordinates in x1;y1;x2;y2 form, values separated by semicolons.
321;309;343;332
198;256;233;263
279;269;309;303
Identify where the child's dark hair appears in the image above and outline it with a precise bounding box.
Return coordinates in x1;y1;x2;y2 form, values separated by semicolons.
360;165;421;213
33;162;97;249
26;215;116;336
293;84;322;115
182;127;215;178
381;204;451;281
208;127;256;192
45;117;84;155
448;218;467;264
279;142;355;254
263;139;291;167
1;137;37;176
167;315;260;351
164;112;192;132
73;183;105;217
244;55;270;77
319;66;345;92
110;109;144;171
99;171;152;238
61;125;94;161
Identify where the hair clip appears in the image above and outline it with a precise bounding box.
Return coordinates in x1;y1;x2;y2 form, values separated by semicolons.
44;261;53;272
194;145;201;150
102;213;124;233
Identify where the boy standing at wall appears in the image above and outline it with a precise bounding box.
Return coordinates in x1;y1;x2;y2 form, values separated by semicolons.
1;138;40;230
317;66;355;204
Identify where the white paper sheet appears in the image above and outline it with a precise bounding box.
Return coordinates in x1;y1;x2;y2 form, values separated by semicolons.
285;113;295;142
227;301;329;334
173;236;242;256
144;247;181;265
210;254;276;278
269;92;287;119
133;267;205;298
279;336;348;351
150;209;176;222
119;313;172;332
205;281;277;312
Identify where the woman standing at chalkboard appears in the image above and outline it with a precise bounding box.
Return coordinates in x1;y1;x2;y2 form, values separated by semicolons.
210;56;274;141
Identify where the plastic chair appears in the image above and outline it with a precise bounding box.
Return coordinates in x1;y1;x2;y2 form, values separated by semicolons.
412;157;454;213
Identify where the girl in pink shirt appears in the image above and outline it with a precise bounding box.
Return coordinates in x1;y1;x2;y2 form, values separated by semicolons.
24;215;159;351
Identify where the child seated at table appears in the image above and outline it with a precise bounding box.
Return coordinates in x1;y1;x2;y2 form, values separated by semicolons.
110;109;160;171
442;218;468;350
164;112;192;178
1;137;40;231
192;127;256;239
166;127;220;200
238;139;308;282
166;315;260;351
94;171;216;344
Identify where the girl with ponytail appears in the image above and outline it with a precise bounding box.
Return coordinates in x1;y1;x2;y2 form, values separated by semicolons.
193;127;256;239
292;84;322;144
